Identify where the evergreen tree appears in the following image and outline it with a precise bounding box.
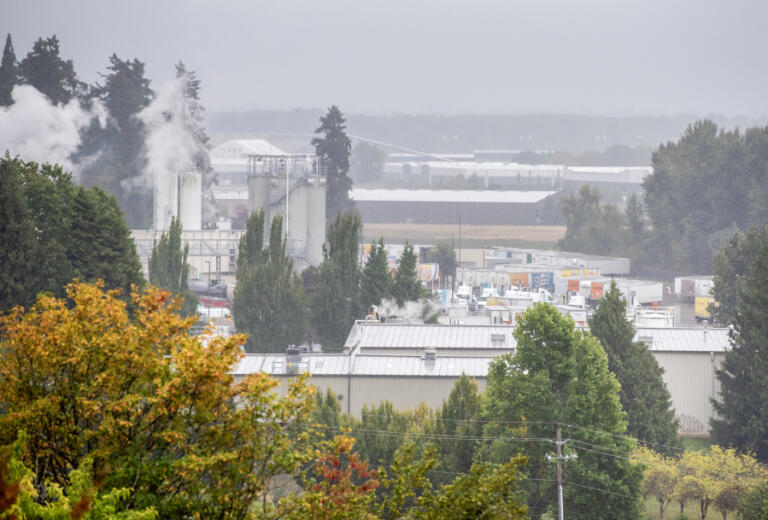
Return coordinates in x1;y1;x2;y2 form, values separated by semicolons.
392;242;422;306
232;211;306;353
312;105;354;225
0;157;38;312
710;226;768;326
0;33;18;106
437;374;483;477
18;35;83;104
361;238;391;309
481;303;644;519
67;186;145;291
711;235;768;462
148;216;198;316
311;211;363;351
589;281;679;451
78;54;153;228
0;157;145;311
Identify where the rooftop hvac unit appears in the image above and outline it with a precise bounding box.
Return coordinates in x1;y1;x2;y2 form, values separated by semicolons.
423;348;437;361
638;335;654;348
491;333;506;342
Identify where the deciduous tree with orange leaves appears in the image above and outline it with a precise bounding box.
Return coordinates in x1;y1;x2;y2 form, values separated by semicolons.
0;281;317;518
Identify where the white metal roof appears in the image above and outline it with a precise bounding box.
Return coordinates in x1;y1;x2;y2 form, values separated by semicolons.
350;189;556;204
234;354;350;376
634;328;730;352
233;354;494;378
345;323;516;351
211;139;286;159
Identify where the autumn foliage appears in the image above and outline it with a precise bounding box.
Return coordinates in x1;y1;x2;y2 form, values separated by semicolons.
0;281;316;518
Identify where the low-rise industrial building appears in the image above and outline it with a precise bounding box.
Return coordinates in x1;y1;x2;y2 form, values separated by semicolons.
233;322;729;436
634;327;728;437
233;353;492;417
350;188;560;225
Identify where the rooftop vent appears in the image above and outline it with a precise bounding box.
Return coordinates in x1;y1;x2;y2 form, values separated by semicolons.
423;348;437;361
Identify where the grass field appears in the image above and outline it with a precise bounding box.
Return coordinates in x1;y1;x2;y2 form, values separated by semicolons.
362;223;566;248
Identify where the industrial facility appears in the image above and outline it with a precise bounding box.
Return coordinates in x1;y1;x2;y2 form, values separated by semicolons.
351;188;560;225
234;321;728;437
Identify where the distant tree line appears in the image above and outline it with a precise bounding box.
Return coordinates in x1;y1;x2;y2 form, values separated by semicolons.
0;33;212;229
560;120;768;275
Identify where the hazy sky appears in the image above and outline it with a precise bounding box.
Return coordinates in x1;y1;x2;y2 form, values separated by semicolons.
2;0;767;116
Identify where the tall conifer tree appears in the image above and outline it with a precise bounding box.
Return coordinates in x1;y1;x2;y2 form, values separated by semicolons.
233;211;306;353
312;105;353;225
311;211;363;350
0;33;18;106
392;242;422;306
589;281;679;451
149;216;198;316
361;238;391;309
712;235;768;462
18;35;83;104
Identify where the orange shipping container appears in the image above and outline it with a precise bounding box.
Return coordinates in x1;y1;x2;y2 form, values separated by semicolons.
591;282;604;300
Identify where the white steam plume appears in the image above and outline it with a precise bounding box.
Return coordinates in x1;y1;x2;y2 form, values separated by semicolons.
132;77;198;191
0;85;106;173
376;298;434;323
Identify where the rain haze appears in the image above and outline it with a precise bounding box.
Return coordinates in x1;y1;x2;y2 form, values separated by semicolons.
2;0;768;116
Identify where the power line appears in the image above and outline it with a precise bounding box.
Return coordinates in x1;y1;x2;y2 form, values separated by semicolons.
356;411;687;454
564;480;636;500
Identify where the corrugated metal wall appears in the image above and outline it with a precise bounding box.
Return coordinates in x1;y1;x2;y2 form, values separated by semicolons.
651;352;724;437
238;375;488;418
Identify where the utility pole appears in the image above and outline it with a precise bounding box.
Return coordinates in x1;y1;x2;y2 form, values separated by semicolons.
547;426;577;520
556;426;564;520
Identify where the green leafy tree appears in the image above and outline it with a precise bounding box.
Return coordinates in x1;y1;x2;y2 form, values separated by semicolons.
361;238;391;309
283;436;529;520
311;211;364;351
711;234;768;462
78;54;153;228
18;35;83;104
392;242;423;306
742;481;768;520
349;141;387;184
148;216;198;317
558;185;627;256
643;121;768;273
481;303;643;520
589;281;679;451
233;211;307;353
312;105;354;225
0;431;158;519
0;33;18;106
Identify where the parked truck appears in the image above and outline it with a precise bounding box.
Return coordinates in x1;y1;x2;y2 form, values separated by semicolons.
694;296;715;323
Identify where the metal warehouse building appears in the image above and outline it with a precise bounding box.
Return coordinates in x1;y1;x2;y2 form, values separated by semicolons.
635;327;728;437
233;353;493;417
234;322;729;436
349;188;560;225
